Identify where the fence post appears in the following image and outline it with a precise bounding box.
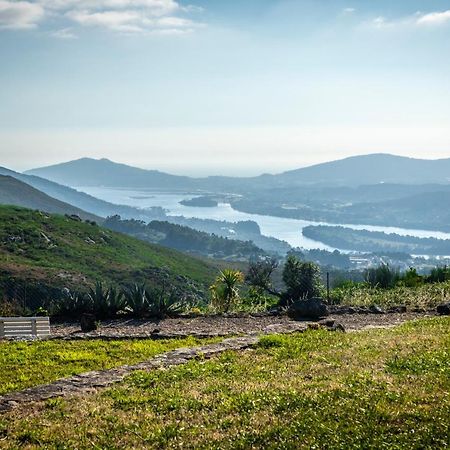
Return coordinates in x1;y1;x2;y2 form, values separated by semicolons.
31;318;37;336
0;319;4;338
326;272;330;304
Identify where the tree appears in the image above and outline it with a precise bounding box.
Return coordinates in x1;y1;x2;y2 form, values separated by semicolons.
246;258;281;297
210;269;244;313
281;255;323;304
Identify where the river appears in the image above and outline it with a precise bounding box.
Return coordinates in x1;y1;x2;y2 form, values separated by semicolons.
77;187;450;250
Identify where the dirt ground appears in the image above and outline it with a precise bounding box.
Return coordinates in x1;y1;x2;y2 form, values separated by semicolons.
50;311;437;339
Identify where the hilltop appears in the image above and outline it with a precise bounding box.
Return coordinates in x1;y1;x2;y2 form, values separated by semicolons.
0;205;219;302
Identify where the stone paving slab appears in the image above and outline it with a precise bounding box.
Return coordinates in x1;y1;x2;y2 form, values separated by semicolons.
0;336;259;414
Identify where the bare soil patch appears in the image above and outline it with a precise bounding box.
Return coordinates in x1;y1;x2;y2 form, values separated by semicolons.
51;310;436;340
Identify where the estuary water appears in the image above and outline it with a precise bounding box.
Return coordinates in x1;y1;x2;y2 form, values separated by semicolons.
77;186;450;250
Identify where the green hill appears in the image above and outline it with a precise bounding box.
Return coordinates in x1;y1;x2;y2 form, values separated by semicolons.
0;175;100;222
0;206;219;304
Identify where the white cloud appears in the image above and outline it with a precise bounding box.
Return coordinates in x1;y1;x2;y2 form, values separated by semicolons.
0;0;203;35
67;8;202;33
40;0;180;16
0;0;44;29
416;10;450;26
51;27;77;38
365;10;450;30
343;8;355;14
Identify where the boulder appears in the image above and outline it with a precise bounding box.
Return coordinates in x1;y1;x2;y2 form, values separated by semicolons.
80;313;97;332
436;303;450;316
288;297;329;320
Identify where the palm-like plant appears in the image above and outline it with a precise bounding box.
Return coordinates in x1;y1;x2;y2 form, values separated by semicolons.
210;269;244;313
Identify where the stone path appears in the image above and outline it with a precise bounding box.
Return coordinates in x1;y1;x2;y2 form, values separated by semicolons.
0;336;259;414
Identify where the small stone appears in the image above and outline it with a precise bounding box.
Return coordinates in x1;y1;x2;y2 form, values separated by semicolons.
369;305;385;314
436;303;450;316
80;314;97;332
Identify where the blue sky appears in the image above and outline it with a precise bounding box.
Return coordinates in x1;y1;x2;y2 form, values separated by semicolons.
1;0;449;175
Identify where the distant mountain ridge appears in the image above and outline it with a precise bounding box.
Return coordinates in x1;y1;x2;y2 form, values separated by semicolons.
26;153;450;190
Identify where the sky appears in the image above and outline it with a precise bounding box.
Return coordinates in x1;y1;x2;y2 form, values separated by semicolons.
0;0;450;175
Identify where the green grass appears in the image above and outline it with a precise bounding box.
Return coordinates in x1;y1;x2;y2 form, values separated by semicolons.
0;336;219;395
1;318;449;449
0;205;218;291
331;281;450;309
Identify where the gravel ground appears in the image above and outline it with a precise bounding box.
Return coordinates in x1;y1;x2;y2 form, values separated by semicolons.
50;311;437;340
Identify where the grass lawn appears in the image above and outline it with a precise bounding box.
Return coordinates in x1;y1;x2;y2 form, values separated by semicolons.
1;318;449;449
0;336;218;396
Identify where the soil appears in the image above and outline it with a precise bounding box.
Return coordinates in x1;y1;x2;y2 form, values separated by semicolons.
50;310;437;340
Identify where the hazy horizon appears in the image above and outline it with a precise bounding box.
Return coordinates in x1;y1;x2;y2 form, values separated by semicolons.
1;0;450;174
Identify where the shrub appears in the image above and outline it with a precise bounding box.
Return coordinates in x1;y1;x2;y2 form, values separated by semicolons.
364;263;400;289
427;266;450;284
399;267;423;288
281;256;323;304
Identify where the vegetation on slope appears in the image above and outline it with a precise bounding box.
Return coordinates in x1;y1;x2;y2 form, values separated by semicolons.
103;215;266;260
1;318;448;448
0;205;219;305
303;225;450;255
0;175;100;222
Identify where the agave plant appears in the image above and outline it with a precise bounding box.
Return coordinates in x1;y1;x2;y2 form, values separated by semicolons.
107;286;126;317
56;289;90;318
87;281;110;319
147;286;189;319
124;283;150;318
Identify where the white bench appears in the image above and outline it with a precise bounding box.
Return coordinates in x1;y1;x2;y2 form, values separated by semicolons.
0;317;51;339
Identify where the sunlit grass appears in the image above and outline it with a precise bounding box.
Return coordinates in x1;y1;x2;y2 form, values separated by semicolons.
0;336;219;395
1;318;449;449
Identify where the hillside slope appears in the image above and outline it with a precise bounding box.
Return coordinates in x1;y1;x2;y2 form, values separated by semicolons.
0;206;218;298
0;175;100;222
0;166;165;221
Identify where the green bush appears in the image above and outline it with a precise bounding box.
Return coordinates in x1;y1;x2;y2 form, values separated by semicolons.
281;256;323;304
364;263;400;289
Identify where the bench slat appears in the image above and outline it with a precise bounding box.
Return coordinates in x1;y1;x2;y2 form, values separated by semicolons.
0;317;50;338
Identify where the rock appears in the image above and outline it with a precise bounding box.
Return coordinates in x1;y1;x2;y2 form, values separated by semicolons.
80;314;97;332
369;305;385;314
436;303;450;316
318;319;346;332
388;305;407;313
288;297;329;320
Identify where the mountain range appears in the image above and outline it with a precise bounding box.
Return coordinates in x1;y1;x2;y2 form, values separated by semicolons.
26;153;450;190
